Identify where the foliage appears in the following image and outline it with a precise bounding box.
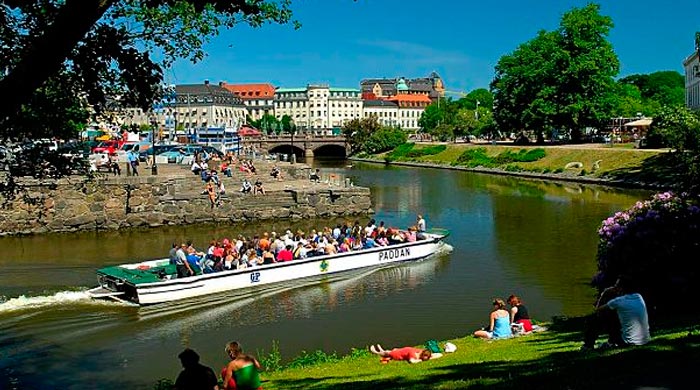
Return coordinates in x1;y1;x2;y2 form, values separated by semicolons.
363;127;408;154
645;106;700;193
385;143;446;160
418;90;495;139
455;148;547;168
280;114;294;132
0;0;296;190
594;192;700;311
286;349;340;369
491;4;619;143
257;339;283;373
250;114;281;134
342;117;381;155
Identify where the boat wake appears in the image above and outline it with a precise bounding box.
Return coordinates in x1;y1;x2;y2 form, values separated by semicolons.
0;290;129;313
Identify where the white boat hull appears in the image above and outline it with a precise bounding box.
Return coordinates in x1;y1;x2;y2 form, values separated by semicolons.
90;233;447;305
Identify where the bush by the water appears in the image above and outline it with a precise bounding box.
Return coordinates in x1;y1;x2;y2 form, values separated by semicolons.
456;148;546;167
363;128;407;154
385;143;447;161
594;192;700;311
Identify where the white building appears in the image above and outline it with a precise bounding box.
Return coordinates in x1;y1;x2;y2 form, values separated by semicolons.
361;92;430;130
119;81;247;132
275;85;362;130
683;47;700;111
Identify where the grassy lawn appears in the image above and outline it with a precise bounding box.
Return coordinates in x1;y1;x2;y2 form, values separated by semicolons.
374;143;677;186
261;316;700;389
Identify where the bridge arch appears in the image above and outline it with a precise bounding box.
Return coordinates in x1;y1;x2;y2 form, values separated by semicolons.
268;145;305;160
312;144;347;158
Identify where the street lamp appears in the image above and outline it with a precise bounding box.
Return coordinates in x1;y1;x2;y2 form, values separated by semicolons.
290;126;296;164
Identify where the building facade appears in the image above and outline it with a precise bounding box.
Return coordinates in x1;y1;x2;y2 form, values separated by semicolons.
361;93;430;130
174;82;247;130
684;45;700;111
221;83;275;121
360;72;445;101
274;85;362;130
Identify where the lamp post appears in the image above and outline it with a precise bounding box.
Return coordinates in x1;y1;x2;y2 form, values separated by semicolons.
290;126;296;164
151;117;158;175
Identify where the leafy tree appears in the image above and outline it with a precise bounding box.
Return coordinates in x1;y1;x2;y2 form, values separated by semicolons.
363;127;407;154
491;4;619;143
342;117;382;155
430;123;454;142
646;106;700;193
458;88;494;111
280;115;293;133
619;71;685;107
0;0;296;194
418;98;453;131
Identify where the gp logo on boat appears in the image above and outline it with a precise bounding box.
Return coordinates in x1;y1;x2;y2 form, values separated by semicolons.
378;247;411;261
250;272;261;283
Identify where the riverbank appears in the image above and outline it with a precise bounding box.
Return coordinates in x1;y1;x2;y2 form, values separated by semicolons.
0;161;372;236
252;315;699;389
354;143;675;190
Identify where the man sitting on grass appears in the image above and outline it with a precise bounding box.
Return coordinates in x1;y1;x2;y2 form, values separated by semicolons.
582;277;650;350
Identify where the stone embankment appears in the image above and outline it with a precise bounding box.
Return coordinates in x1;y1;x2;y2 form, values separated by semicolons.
0;162;372;236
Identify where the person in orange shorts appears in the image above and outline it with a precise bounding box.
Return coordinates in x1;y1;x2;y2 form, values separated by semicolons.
368;344;439;364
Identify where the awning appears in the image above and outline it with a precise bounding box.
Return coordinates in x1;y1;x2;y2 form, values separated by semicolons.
624;118;653;127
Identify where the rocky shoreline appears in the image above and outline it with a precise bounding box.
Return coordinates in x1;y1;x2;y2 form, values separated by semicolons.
0;162;373;236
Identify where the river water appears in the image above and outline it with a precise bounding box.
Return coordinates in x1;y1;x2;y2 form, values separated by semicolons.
0;161;649;389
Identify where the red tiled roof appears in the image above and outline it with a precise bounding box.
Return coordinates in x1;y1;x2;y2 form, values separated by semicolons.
221;83;276;99
385;94;432;103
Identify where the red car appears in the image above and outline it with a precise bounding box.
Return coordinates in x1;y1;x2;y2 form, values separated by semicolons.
92;140;124;155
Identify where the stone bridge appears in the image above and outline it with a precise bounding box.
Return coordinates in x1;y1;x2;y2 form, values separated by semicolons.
241;135;349;158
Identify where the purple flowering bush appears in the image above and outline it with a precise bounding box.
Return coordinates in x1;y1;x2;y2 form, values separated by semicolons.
594;192;700;310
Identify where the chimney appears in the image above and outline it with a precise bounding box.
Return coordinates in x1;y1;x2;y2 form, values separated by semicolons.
204;79;209;85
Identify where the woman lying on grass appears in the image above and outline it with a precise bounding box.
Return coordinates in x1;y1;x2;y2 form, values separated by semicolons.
369;344;441;364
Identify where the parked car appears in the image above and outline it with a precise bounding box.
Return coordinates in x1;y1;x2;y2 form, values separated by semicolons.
139;144;180;162
158;149;192;164
92;140;124;155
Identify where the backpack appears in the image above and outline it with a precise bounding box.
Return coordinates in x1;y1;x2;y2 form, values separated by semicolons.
425;340;442;354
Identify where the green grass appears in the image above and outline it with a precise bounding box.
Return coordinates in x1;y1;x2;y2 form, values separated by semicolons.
374;143;669;184
259;316;700;389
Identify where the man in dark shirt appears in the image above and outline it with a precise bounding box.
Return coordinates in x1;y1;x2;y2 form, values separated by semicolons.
174;348;218;390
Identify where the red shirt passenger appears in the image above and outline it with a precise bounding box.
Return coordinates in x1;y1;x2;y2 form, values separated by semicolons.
277;245;294;262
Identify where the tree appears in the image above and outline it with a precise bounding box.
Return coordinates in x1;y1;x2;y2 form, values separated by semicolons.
0;0;296;194
280;115;293;133
342;117;382;155
491;4;619;143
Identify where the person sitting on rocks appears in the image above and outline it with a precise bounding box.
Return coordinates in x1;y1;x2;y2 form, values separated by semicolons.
270;165;283;181
310;168;321;183
240;178;252;194
253;179;265;195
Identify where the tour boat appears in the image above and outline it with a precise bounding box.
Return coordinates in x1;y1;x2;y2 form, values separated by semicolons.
88;229;449;305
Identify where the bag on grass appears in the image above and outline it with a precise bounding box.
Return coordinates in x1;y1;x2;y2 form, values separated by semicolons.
425;339;442;354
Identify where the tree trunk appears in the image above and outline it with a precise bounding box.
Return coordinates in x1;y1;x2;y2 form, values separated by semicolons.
0;0;115;122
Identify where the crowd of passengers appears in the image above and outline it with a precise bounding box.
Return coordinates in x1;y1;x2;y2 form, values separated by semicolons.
169;218;427;278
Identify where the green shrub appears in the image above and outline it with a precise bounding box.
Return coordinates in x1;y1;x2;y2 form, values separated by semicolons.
257;340;283;373
364;129;409;154
554;167;564;173
456;148;494;167
504;164;522;172
542;168;551;173
579;169;588;176
405;144;447;158
385;142;415;160
286;350;340;369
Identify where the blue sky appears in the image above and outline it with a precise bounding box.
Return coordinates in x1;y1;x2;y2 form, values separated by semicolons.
169;0;700;92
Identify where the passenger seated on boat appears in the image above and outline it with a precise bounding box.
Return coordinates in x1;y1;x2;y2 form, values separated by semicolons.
338;238;351;253
363;235;381;249
405;227;418;243
277;245;294;262
351;235;364;251
175;243;195;278
293;242;307;259
376;231;389;246
388;229;405;245
186;253;203;275
260;248;275;265
325;240;338;255
169;243;179;265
